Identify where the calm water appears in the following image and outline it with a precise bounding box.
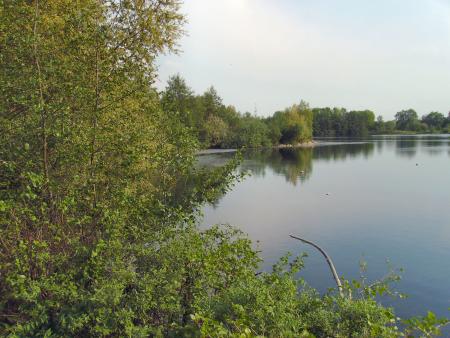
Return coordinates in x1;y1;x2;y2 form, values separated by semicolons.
200;135;450;320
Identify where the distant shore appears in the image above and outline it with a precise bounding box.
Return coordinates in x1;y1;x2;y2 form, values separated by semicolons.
274;140;316;149
197;140;317;155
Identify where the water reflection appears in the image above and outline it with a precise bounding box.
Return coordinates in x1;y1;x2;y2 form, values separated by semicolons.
394;137;418;158
241;148;313;186
419;139;448;156
319;135;450;159
373;134;449;158
242;142;374;186
313;142;374;161
197;135;449;187
197;134;450;209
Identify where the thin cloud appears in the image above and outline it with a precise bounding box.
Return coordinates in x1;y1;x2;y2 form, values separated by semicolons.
157;0;450;118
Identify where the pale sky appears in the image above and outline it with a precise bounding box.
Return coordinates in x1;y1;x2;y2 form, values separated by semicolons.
156;0;450;119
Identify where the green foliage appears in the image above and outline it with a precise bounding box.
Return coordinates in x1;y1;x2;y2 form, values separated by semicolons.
312;108;375;137
313;107;449;136
403;311;450;337
161;76;314;148
185;253;428;338
395;109;420;131
390;109;450;134
1;1;447;337
204;115;230;148
421;112;446;131
161;74;196;128
373;115;398;134
0;1;237;336
269;101;313;145
226;114;272;148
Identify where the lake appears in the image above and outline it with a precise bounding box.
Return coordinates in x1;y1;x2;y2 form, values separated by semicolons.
199;135;450;321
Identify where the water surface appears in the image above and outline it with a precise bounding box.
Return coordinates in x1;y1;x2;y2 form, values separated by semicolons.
200;135;450;320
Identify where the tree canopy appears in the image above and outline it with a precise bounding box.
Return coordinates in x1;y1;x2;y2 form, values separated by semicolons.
422;112;446;130
312;108;375;137
395;109;420;131
161;75;314;148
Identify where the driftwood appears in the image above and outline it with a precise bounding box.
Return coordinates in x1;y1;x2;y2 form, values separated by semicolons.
290;235;344;297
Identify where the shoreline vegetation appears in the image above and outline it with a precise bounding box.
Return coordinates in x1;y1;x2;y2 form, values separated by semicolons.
197;141;317;155
162;75;450;151
1;1;449;337
198;133;450;156
275;140;317;148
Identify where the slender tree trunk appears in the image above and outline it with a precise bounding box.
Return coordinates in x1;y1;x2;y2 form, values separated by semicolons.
90;15;100;210
33;0;53;220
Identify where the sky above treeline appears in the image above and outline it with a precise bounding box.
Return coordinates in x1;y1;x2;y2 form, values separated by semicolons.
157;0;450;119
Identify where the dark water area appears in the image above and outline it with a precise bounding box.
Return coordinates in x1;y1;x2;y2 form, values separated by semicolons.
199;135;450;322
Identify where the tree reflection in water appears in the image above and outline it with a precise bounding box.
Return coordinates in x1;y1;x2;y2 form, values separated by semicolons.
196;135;450;206
242;142;374;186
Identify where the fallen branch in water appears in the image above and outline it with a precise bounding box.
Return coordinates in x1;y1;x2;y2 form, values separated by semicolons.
290;235;344;297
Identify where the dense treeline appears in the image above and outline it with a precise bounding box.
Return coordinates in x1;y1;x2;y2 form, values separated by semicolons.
1;1;447;336
390;109;450;134
313;107;450;137
312;108;376;137
163;77;449;149
161;75;313;148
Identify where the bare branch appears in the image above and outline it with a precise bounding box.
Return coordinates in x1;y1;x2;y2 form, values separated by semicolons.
290;234;344;297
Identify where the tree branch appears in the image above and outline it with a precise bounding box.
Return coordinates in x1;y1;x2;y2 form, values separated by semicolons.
290;234;344;297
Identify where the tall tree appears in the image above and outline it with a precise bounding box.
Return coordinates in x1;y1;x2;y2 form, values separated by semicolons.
422;112;446;129
395;109;419;131
204;114;229;147
161;74;196;127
